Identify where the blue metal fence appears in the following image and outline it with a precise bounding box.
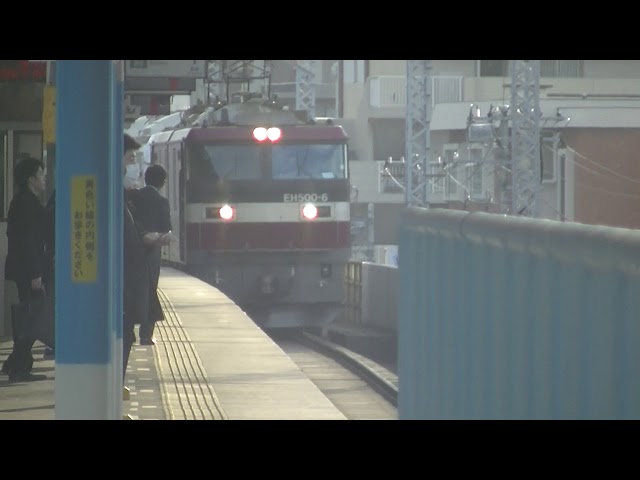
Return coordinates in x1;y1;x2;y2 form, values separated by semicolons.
398;208;640;419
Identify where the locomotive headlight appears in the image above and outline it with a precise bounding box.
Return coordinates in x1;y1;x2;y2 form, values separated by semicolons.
266;127;282;142
219;204;235;220
302;203;318;220
253;127;268;142
253;126;282;142
205;204;236;220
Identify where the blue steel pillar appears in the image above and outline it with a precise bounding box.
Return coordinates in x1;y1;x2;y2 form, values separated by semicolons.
109;60;124;419
55;60;120;419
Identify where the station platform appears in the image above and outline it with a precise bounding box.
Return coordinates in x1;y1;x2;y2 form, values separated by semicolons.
0;267;347;420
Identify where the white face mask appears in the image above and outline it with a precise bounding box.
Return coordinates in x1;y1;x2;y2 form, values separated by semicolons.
124;163;141;189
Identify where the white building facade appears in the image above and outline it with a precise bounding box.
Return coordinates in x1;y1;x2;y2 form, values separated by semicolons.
338;60;640;252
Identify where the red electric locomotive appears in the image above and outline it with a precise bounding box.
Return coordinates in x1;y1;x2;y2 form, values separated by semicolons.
148;98;351;328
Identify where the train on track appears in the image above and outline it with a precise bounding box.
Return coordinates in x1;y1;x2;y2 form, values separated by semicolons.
137;96;351;328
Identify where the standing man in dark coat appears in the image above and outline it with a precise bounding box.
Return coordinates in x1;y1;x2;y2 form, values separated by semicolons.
122;134;169;379
1;157;48;382
128;164;172;345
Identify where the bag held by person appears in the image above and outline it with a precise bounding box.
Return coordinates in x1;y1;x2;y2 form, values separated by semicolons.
12;289;55;350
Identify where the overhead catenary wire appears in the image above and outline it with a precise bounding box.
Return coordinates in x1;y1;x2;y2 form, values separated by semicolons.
555;157;640;200
564;143;640;186
557;146;640;198
384;133;640;213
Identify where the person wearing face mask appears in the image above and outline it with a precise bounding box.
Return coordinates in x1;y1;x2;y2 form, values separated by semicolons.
122;134;169;387
124;159;143;191
32;135;163;396
1;157;49;382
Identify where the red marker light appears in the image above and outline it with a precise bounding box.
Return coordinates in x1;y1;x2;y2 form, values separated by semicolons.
267;127;282;142
302;203;318;220
219;204;234;220
253;127;268;142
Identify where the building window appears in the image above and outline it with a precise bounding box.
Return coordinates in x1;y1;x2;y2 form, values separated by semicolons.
442;146;459;197
430;161;444;195
541;60;581;77
541;137;557;183
479;60;582;78
343;60;365;84
441;144;488;200
465;148;485;197
480;60;509;77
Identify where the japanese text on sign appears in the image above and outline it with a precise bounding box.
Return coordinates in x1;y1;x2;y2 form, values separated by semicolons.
71;176;97;282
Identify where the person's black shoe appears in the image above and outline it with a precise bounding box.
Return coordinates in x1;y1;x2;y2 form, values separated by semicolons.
1;361;12;375
1;354;15;375
140;338;156;346
9;372;48;382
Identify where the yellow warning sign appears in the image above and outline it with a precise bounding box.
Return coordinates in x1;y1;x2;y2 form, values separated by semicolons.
71;176;97;283
43;85;56;145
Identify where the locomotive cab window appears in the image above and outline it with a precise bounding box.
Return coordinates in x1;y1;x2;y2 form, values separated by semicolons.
190;144;262;181
187;143;262;200
272;144;346;180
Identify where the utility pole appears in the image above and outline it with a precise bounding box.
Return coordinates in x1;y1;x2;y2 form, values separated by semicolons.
205;60;272;105
405;60;433;208
493;106;511;214
467;60;542;216
509;60;542;216
293;60;317;120
206;60;225;105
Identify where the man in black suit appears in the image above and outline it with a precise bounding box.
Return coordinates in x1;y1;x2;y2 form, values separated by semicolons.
1;157;48;382
122;135;172;371
128;164;172;345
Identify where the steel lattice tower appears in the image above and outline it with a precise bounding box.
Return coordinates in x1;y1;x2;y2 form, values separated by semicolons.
294;60;317;120
206;60;225;103
509;60;542;216
405;60;433;207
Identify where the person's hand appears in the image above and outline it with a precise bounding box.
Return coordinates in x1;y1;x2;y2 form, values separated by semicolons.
156;235;172;247
142;232;161;246
157;231;177;246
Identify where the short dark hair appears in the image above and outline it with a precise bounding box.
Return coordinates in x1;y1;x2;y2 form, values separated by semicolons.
144;164;167;188
124;133;141;154
14;157;45;190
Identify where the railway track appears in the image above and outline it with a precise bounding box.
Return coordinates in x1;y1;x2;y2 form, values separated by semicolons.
266;329;398;420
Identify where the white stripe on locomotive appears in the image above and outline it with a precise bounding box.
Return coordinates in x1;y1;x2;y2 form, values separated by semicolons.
186;202;350;223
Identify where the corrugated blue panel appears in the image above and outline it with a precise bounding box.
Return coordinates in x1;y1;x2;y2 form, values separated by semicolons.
398;208;640;419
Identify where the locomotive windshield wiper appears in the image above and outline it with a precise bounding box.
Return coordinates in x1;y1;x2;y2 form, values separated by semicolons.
298;146;310;177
